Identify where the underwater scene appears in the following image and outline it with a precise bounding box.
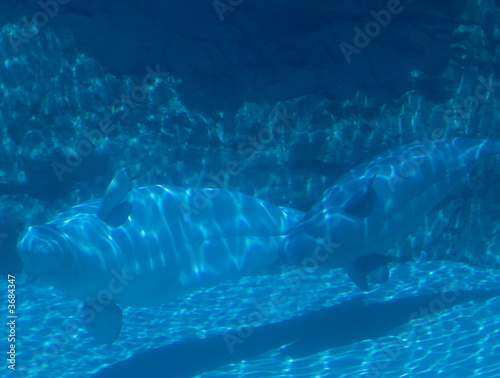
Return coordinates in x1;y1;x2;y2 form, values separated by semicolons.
1;0;500;377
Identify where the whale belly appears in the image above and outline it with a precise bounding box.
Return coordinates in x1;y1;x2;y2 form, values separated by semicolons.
110;235;284;307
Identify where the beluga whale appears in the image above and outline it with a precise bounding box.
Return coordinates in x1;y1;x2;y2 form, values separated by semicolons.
284;137;500;291
17;169;304;344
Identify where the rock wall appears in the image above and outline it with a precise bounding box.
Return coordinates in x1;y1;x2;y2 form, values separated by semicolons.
0;0;499;273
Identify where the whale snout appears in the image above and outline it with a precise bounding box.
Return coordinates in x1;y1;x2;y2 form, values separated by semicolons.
17;225;72;282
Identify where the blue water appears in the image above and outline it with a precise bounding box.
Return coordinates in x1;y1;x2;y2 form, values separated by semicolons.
1;0;500;377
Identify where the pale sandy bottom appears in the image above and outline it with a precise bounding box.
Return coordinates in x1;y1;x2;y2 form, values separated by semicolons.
6;259;500;378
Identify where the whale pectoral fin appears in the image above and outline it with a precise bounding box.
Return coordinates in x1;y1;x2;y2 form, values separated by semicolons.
98;168;133;227
98;168;131;223
104;201;133;227
345;253;390;291
366;264;390;284
345;265;369;291
345;175;377;218
83;300;123;344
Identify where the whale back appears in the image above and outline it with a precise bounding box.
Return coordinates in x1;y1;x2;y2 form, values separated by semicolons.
325;138;500;211
285;137;500;290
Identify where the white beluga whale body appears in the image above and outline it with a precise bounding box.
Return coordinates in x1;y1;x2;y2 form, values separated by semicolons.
285;137;500;290
17;169;304;343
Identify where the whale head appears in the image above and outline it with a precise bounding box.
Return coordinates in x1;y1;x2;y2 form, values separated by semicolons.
16;168;134;295
17;224;76;285
17;218;126;345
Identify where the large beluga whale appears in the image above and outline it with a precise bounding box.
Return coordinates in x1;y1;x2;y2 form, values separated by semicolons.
284;137;500;291
17;169;304;344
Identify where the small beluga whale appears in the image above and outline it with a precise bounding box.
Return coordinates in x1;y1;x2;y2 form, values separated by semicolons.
17;169;304;344
284;137;500;291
